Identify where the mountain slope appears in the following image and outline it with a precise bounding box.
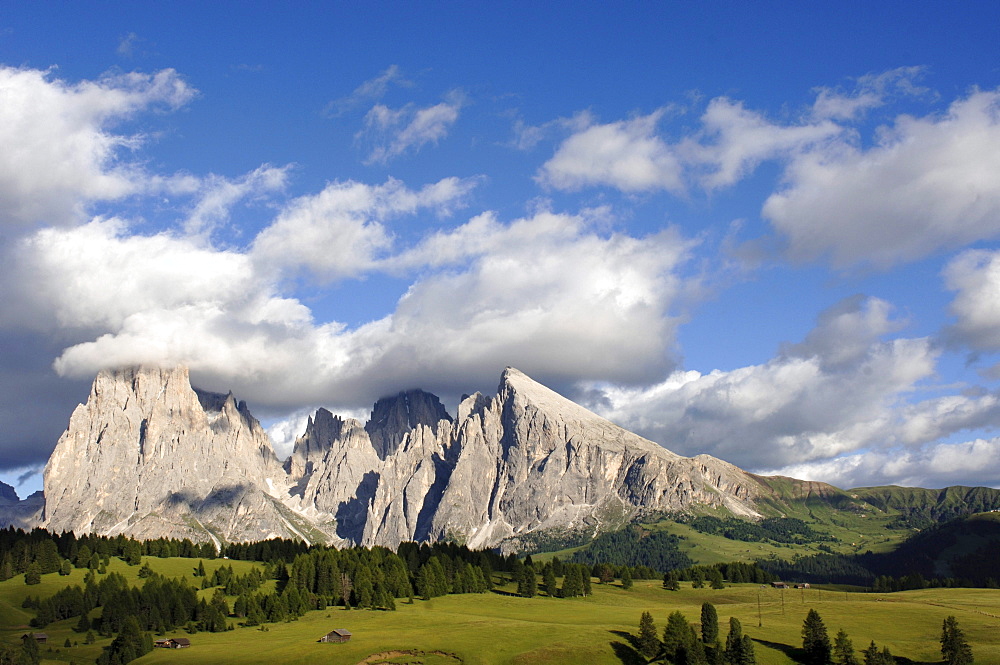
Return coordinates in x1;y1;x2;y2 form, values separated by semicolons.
42;366;332;544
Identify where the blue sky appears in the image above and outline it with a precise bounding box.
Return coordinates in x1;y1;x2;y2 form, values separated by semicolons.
3;2;1000;495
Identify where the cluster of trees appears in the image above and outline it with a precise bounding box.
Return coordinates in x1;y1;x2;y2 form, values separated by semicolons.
798;608;973;665
25;568;241;635
687;516;832;545
662;562;775;590
511;558;593;598
0;527;220;584
634;603;756;664
569;526;693;572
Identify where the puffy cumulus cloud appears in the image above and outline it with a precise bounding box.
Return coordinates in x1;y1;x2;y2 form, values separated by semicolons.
764;89;1000;269
359;92;463;164
356;209;695;395
8;217;273;332
538;101;839;194
251;176;479;282
765;438;1000;490
584;296;940;470
0;65;195;227
943;248;1000;352
537;109;685;193
685;98;841;190
15;197;694;425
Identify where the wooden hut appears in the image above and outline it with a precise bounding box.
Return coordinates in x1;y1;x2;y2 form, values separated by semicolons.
318;629;352;643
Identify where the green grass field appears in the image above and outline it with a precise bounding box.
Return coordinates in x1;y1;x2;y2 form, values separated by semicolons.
2;557;999;665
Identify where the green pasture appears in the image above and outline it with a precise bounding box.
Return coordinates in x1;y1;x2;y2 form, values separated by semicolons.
2;557;999;665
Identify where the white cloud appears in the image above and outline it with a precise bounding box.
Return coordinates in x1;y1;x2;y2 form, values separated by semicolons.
250;176;479;282
537;109;685;193
764;88;1000;269
360;92;463;164
686;98;840;190
28;203;694;420
944;248;1000;352
182;165;290;236
811;66;929;121
0;65;195;227
766;437;1000;489
324;65;409;117
586;296;940;469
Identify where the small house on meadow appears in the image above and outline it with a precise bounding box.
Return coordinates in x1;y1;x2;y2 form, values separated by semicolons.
318;629;352;643
154;637;191;649
23;633;47;644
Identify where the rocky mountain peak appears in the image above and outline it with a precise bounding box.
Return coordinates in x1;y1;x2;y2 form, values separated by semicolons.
0;481;18;503
41;364;315;545
36;363;771;551
365;389;452;458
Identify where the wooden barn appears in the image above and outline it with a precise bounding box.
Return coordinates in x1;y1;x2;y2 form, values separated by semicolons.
318;629;352;643
23;633;47;644
154;637;191;649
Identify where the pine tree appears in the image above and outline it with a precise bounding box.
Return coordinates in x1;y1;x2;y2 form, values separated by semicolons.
662;610;694;663
725;617;744;665
833;629;859;665
543;564;558;597
940;615;974;665
23;561;41;585
802;609;832;665
708;567;726;589
518;564;537;598
663;571;680;591
739;634;757;665
638;611;660;658
691;568;705;588
20;633;40;665
701;602;719;644
560;564;582;598
620;566;633;590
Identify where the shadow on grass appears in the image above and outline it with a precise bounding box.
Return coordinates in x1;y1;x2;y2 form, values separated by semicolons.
610;640;646;665
754;638;803;662
489;589;520;597
610;630;643;652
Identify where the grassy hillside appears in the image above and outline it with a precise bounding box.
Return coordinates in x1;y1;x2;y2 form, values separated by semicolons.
2;557;998;664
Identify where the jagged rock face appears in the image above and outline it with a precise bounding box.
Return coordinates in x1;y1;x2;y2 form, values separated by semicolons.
291;367;767;550
0;481;17;502
39;364;769;550
422;369;763;549
366;389;452;458
0;483;44;530
42;366;331;545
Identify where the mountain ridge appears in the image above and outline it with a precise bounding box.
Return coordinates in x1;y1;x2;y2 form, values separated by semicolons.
2;364;998;554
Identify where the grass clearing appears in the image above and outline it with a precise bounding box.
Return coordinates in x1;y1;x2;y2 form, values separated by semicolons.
1;559;998;664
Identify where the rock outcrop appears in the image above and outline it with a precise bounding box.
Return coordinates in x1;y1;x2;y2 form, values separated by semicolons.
40;365;770;550
42;366;334;545
0;483;44;530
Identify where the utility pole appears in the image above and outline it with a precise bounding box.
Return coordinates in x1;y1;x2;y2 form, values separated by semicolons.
757;591;762;627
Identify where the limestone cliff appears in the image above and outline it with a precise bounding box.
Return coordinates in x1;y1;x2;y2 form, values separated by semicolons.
40;365;769;550
42;366;333;545
289;368;766;550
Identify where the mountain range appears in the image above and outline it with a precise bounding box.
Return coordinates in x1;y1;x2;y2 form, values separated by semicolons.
3;365;999;554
